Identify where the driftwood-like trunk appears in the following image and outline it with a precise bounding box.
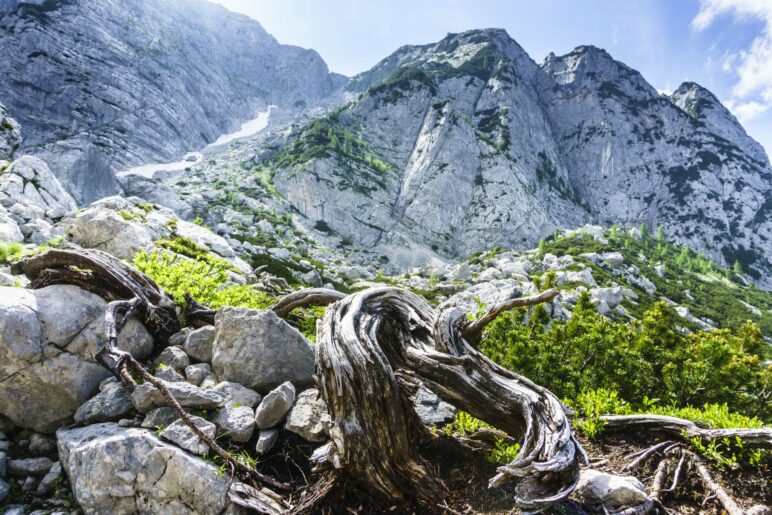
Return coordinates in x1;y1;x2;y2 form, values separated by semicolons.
315;286;586;511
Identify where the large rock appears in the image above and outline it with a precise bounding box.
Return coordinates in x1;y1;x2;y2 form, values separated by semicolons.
131;380;225;413
212;308;315;393
284;388;330;442
0;156;76;219
0;285;153;433
574;469;648;508
57;423;243;513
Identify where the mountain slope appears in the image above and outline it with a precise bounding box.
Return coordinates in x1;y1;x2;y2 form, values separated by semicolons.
182;28;771;286
0;0;345;202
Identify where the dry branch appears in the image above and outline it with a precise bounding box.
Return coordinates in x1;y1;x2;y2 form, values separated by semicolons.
683;450;744;515
601;414;772;449
460;288;558;342
270;288;345;318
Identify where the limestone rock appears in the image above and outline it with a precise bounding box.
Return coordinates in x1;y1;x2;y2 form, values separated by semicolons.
159;416;215;456
212;308;315;393
0;285;152;433
413;386;457;426
284;389;330;442
255;429;279;454
57;423;241;513
183;325;215;363
74;382;133;424
212;382;262;408
185;363;212;386
7;457;53;477
131;380;225;414
213;404;255;443
153;346;190;373
574;469;647;508
255;382;296;429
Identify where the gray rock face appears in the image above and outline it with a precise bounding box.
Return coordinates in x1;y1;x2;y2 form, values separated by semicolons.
57;423;241;513
0;285;153;433
183;325;215;363
34;460;61;496
212;404;255;443
0;477;8;503
0;103;21;160
183;28;772;287
283;388;330;442
212;308;315;393
74;382;133;424
574;469;647;508
0;0;345;203
255;382;296;429
154;365;185;383
131;380;225;414
159;416;215;456
0;156;76;217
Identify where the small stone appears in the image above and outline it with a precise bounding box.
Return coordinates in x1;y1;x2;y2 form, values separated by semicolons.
28;433;57;455
22;475;38;493
8;457;53;477
0;478;8;502
155;365;185;382
255;382;296;429
0;451;6;478
185;363;211;386
168;328;192;347
159;416;216;456
413;386;456;426
184;326;215;363
35;461;62;496
213;404;255;443
34;461;62;496
200;375;218;389
74;382;133;424
574;469;647;508
0;415;15;433
255;429;279;454
153;346;190;372
212;381;261;408
284;389;330;442
140;407;179;429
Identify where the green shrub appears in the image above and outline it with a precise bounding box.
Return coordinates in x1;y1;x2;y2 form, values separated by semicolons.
132;249;274;310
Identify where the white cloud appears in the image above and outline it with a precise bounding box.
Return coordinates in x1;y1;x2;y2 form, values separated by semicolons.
694;0;772;121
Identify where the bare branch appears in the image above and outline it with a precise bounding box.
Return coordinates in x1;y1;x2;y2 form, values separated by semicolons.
460;288;558;342
683;450;744;515
270;288;345;318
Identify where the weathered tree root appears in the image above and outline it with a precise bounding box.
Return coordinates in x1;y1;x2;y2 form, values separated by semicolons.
601;414;772;450
315;286;585;512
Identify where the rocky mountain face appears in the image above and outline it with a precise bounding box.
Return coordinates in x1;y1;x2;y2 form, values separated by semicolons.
0;0;345;203
186;29;770;285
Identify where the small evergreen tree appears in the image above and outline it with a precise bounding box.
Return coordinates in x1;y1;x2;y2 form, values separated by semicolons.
655;226;666;241
639;223;649;238
733;260;744;276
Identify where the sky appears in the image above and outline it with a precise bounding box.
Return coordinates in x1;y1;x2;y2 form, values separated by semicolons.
212;0;772;156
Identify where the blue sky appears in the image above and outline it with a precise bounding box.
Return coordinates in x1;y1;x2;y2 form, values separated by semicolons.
213;0;772;157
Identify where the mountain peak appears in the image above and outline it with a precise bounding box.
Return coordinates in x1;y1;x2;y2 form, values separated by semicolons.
671;81;769;165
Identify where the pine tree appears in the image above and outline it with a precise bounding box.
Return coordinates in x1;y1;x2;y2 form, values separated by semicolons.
639;223;649;238
655;226;665;241
733;260;743;276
